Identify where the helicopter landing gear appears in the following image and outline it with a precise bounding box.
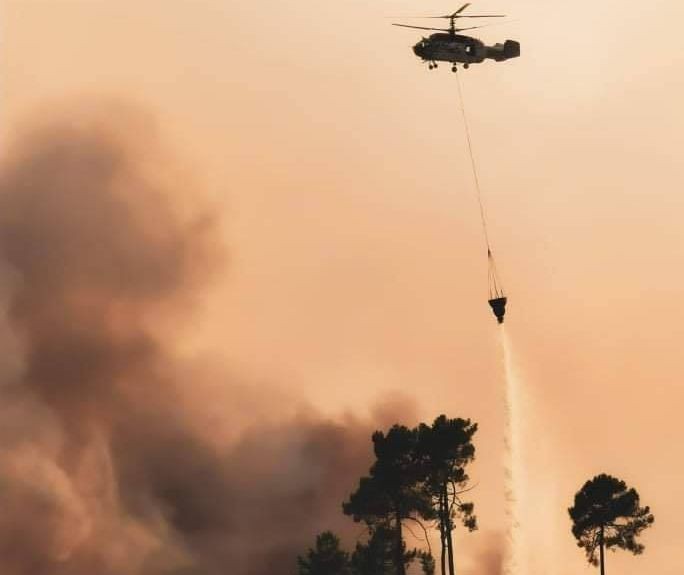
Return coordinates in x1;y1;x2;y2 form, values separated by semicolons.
452;65;458;73
464;63;470;69
428;61;438;70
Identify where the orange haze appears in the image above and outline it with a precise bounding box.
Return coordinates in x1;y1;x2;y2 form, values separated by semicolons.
2;1;684;574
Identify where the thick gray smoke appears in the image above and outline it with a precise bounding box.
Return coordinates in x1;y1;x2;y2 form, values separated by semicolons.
0;113;377;575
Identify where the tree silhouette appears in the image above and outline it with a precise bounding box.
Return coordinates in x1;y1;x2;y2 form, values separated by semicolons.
350;525;436;575
568;473;654;575
416;550;436;575
417;416;478;575
297;531;352;575
343;425;434;575
351;524;398;575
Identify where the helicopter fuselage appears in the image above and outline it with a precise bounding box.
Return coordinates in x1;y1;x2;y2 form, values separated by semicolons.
412;33;519;68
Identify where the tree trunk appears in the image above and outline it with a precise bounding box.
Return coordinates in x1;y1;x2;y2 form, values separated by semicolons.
444;484;456;575
396;511;406;575
446;526;456;575
599;525;605;575
439;491;447;575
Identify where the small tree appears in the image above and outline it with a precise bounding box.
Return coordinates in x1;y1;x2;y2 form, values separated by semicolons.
298;531;352;575
568;473;654;575
350;525;436;575
351;524;435;575
351;524;397;575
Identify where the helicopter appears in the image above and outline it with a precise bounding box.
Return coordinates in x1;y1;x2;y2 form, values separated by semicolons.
393;3;520;71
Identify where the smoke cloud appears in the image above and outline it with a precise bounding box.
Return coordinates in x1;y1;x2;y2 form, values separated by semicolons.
0;111;378;575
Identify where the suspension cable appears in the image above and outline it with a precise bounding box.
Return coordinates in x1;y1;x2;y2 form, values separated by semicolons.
455;67;506;298
454;68;491;254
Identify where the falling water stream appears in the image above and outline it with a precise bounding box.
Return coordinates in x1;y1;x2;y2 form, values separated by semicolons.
501;326;524;575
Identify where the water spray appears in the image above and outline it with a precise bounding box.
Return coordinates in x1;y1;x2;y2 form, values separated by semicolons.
500;326;524;575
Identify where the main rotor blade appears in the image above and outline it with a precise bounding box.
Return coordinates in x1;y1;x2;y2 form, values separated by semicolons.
454;25;487;31
392;23;451;32
392;20;508;32
453;3;471;16
455;14;506;17
456;21;514;31
416;14;506;19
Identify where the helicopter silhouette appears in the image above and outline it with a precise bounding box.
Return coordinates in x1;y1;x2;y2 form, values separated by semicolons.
393;3;520;71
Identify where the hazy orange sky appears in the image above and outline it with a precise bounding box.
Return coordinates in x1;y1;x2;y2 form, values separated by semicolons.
3;1;684;574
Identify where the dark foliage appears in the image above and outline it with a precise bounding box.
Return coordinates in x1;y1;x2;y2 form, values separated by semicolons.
297;532;352;575
350;525;399;575
343;417;477;575
568;473;654;569
343;426;434;575
417;416;478;575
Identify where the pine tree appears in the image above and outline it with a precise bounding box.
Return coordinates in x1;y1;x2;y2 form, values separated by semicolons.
568;473;654;575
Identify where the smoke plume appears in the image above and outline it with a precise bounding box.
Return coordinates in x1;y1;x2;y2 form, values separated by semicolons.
0;111;377;575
